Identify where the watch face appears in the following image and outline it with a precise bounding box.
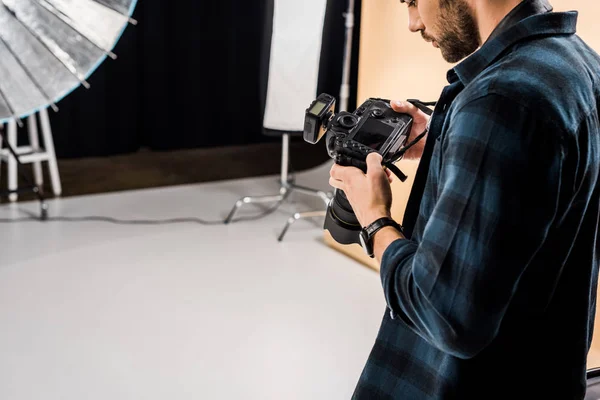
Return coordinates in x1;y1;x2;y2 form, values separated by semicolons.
359;233;367;248
359;231;370;254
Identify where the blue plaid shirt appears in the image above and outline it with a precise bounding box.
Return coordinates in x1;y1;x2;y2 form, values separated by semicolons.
353;2;600;399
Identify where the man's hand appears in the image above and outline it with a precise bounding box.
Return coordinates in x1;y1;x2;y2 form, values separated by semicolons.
391;100;431;160
329;153;393;228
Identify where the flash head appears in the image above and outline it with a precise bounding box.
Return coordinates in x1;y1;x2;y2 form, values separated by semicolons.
304;93;336;144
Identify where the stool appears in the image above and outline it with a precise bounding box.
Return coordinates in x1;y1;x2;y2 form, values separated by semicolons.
0;107;62;202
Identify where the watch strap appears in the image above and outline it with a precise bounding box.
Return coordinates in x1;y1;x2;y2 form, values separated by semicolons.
364;217;403;239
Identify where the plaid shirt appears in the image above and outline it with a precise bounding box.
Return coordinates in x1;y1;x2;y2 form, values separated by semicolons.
353;2;600;399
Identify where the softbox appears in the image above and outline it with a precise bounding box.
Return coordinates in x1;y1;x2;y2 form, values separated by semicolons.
262;0;328;135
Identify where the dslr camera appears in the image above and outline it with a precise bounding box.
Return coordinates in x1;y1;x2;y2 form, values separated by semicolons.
304;93;415;246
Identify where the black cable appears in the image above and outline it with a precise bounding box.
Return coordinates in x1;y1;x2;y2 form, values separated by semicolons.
0;199;286;225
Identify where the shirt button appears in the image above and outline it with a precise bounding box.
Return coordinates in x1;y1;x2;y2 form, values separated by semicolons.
389;307;396;320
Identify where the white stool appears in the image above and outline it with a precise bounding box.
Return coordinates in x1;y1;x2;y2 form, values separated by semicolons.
0;107;62;202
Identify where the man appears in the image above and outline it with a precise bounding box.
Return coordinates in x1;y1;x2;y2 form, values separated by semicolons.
329;0;600;398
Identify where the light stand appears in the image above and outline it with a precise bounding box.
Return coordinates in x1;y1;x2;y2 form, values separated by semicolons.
275;0;357;241
225;0;357;242
224;133;332;226
339;0;356;114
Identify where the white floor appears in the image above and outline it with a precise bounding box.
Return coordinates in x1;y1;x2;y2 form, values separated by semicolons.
0;160;386;400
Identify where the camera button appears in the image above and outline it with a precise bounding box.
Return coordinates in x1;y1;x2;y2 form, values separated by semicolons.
372;109;384;118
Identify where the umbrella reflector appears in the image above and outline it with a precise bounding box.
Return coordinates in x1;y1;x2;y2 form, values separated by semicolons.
94;0;133;16
0;5;79;108
0;0;136;123
0;39;48;118
0;92;12;118
3;0;105;81
39;0;130;56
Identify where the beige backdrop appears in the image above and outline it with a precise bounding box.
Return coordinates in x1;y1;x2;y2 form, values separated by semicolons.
325;0;600;368
357;0;600;104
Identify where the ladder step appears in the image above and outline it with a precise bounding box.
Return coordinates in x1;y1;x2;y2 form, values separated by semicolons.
0;150;51;163
17;152;52;163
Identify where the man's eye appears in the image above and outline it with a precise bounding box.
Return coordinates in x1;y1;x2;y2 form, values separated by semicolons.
399;0;417;8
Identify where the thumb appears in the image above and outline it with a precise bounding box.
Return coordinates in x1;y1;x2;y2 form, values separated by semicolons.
366;152;384;177
391;100;420;118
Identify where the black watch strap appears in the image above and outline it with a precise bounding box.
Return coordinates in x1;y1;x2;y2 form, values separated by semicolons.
360;217;404;258
364;217;403;237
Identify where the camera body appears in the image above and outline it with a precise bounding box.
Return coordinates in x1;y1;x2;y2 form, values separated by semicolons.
304;93;414;245
305;93;413;174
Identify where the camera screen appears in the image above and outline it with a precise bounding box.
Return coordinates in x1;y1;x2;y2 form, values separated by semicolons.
309;101;327;116
353;119;395;150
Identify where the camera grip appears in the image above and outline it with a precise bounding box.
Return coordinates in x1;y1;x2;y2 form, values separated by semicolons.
335;150;369;173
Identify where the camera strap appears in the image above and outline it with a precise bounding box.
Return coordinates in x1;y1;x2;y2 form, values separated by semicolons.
383;100;437;183
383;162;409;182
406;99;436;116
400;99;437;156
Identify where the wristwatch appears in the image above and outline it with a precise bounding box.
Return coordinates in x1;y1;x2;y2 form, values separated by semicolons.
359;217;404;258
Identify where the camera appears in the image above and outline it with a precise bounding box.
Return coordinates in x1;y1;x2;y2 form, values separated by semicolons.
304;93;415;246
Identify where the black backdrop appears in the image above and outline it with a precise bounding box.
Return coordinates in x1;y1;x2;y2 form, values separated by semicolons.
48;0;362;159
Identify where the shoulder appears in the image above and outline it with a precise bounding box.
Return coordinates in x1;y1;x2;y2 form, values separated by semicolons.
453;34;600;134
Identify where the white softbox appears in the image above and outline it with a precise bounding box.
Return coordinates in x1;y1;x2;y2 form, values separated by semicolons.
262;0;328;134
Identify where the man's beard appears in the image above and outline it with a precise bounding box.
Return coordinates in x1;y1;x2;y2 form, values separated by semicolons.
423;0;481;63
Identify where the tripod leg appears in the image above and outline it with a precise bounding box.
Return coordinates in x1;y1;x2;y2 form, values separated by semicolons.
0;126;3;188
27;114;43;187
7;120;17;202
224;190;288;224
289;183;332;207
39;108;62;196
278;211;327;242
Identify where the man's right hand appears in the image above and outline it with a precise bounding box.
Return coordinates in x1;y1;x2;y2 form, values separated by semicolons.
391;100;431;160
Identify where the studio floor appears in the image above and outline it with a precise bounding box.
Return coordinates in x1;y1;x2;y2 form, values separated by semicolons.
0;160;386;400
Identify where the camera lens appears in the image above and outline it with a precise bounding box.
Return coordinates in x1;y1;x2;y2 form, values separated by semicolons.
324;190;362;245
340;115;358;129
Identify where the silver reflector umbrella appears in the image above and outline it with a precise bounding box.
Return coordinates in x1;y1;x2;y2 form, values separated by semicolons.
0;0;137;124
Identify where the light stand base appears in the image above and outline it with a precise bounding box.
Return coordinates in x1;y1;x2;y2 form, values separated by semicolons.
223;133;332;241
277;210;327;242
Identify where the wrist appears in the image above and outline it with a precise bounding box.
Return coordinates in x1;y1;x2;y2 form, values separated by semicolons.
359;216;403;260
362;209;392;228
372;226;404;262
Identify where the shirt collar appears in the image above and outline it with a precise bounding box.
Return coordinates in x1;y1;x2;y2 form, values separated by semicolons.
450;0;578;85
487;0;553;42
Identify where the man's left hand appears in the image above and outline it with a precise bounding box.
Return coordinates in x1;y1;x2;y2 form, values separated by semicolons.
329;153;394;228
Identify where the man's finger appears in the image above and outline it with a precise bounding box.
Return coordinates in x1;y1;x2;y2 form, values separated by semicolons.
391;100;424;119
366;152;384;178
330;164;363;181
329;177;344;191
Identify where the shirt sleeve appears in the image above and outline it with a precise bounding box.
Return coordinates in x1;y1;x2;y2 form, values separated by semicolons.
380;93;565;359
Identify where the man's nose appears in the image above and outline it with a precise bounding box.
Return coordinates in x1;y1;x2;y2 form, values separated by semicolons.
408;8;425;33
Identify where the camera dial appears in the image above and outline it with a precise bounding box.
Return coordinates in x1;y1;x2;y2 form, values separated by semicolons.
372;109;384;118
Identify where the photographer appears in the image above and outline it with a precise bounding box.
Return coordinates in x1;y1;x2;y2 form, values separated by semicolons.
329;0;600;398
